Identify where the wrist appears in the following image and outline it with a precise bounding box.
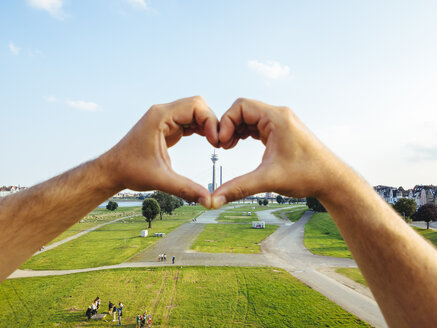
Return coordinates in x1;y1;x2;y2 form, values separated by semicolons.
92;152;125;195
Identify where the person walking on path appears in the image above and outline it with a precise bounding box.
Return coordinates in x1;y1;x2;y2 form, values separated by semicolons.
172;255;175;264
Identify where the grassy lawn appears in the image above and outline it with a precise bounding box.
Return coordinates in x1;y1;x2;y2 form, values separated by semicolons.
273;207;308;222
22;206;204;270
335;268;368;286
304;212;352;258
226;204;290;212
0;267;369;327
216;211;258;224
48;206;141;245
303;213;437;260
190;224;277;253
413;226;437;246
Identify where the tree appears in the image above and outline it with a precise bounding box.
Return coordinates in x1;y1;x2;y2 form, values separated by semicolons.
262;199;268;206
412;203;437;229
106;200;118;211
306;197;326;212
142;198;160;229
276;195;284;204
258;199;262;206
151;191;179;220
393;198;417;220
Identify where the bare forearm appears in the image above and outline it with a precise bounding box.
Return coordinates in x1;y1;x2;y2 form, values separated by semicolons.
319;164;437;327
0;156;120;281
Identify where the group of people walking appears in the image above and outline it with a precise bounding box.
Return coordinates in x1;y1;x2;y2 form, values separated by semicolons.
136;311;153;328
158;253;176;264
85;297;124;325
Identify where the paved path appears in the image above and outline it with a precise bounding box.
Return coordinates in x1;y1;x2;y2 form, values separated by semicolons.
9;206;387;327
262;211;386;328
36;215;135;254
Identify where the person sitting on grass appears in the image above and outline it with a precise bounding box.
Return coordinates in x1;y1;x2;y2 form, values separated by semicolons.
1;96;437;327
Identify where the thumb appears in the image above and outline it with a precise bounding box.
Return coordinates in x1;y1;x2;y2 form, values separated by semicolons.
211;167;269;209
155;169;212;209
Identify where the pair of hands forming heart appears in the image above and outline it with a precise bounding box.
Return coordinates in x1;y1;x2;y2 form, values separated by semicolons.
103;96;342;209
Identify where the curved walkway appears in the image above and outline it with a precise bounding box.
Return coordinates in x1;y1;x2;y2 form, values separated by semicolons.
9;206;386;327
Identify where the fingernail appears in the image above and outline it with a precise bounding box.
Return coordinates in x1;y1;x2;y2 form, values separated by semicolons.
212;195;226;209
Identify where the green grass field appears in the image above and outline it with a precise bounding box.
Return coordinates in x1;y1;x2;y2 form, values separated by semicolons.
0;267;369;327
48;206;141;245
191;224;277;253
226;204;290;212
216;211;258;223
304;212;352;258
303;212;437;259
335;268;368;286
413;226;437;246
21;206;204;270
274;207;308;222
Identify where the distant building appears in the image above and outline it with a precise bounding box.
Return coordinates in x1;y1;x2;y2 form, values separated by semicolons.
0;186;26;197
374;184;437;208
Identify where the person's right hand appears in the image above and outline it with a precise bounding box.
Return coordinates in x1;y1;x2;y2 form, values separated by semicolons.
211;98;345;208
101;96;219;208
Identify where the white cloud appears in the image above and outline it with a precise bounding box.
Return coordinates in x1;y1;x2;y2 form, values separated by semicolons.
44;95;56;103
28;0;64;19
123;0;147;9
248;60;291;80
67;100;102;112
8;42;20;55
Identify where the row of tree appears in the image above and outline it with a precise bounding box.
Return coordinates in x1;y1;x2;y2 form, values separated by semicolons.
392;198;437;229
305;196;437;229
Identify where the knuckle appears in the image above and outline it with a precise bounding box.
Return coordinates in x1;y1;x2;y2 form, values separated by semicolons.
234;97;247;107
148;104;162;115
191;95;205;107
177;187;191;202
234;184;249;199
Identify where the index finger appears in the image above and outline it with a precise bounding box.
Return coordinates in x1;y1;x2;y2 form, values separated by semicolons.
219;98;268;148
172;96;219;147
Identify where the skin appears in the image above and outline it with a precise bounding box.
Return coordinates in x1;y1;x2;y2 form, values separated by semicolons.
1;96;436;326
211;98;437;327
0;96;218;282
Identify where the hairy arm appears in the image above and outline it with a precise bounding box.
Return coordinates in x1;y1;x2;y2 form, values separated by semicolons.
212;98;437;327
0;96;218;282
0;159;118;281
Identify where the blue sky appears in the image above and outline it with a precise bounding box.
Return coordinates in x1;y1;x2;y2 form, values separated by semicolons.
2;0;437;190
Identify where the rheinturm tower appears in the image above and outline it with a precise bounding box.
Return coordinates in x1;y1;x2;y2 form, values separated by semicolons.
211;149;219;192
